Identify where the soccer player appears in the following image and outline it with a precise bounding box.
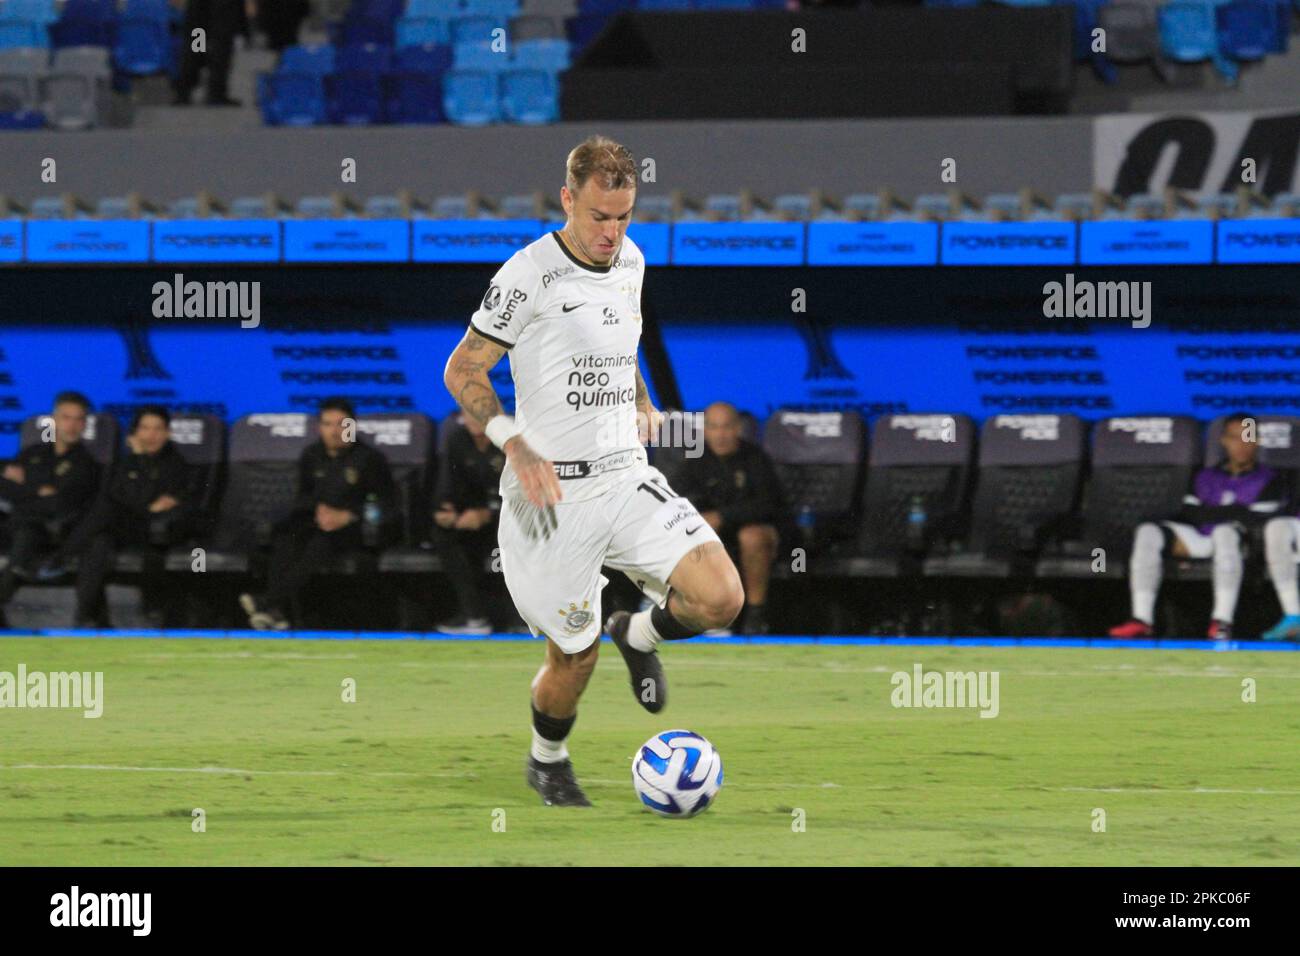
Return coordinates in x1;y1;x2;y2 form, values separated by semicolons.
441;136;745;807
1109;412;1287;640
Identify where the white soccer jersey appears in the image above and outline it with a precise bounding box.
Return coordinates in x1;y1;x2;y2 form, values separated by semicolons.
469;230;648;503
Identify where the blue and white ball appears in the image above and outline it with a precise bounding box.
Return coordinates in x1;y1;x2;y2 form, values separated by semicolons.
632;730;723;818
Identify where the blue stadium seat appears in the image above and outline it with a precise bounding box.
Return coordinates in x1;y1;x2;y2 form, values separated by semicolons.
406;0;468;15
0;107;44;127
351;0;406;19
577;0;632;14
280;44;336;75
693;0;757;7
1217;0;1276;59
442;68;499;124
336;42;394;74
336;16;397;45
450;13;507;43
1160;0;1238;79
325;71;385;124
258;72;327;125
112;18;172;75
382;70;444;122
396;16;448;46
465;0;521;15
3;0;59;25
121;0;178;22
0;22;47;50
1268;0;1290;52
565;13;610;51
454;39;509;70
500;67;557;123
394;42;452;73
635;0;693;9
512;37;569;69
49;0;116;49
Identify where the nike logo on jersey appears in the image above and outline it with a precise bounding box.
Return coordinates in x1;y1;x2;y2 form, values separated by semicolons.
562;302;585;313
685;525;703;535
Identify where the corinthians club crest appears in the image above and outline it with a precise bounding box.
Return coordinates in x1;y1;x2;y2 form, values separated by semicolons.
557;600;594;635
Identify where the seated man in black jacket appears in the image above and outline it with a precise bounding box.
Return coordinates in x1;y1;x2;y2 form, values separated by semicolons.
0;391;101;621
39;405;199;627
431;412;507;635
240;397;396;630
674;402;790;635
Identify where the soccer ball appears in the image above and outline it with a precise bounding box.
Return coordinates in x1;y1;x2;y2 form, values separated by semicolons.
632;730;723;818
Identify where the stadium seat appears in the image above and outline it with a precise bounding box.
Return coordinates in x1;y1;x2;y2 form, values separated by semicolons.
0;20;47;49
442;68;500;123
509;13;563;40
1098;2;1162;69
1216;0;1276;60
383;69;444;122
336;42;394;74
19;412;119;467
1036;416;1202;579
0;45;46;111
159;414;226;565
49;0;117;49
39;72;98;128
635;0;693;9
356;413;434;548
394;41;453;72
112;17;172;75
924;415;1085;577
407;0;470;15
576;0;632;14
762;409;866;554
3;0;59;26
207;414;315;570
511;36;569;69
499;67;557;122
0;106;44;125
258;71;328;125
395;15;449;46
326;70;385;123
280;43;336;75
837;414;976;578
1160;0;1239;81
565;14;611;52
453;38;509;70
449;13;507;43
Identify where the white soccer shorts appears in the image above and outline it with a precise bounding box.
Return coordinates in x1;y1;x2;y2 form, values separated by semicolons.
497;463;722;654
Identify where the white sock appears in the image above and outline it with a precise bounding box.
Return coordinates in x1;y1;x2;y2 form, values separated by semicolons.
1210;524;1243;623
531;728;568;764
626;608;662;653
1129;522;1163;624
1265;518;1300;616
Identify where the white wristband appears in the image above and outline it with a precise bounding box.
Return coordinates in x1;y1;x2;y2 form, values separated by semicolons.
485;414;520;450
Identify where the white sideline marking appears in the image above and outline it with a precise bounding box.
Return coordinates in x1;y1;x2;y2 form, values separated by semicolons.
0;763;440;778
1057;786;1300;796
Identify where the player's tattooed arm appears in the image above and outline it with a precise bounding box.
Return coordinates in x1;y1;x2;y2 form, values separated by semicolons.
633;365;663;444
444;327;507;426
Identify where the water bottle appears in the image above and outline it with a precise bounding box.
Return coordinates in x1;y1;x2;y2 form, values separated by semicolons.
797;504;815;548
907;494;927;550
363;493;381;548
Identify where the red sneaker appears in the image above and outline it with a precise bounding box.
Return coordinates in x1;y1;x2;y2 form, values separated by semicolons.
1108;619;1153;639
1206;619;1233;640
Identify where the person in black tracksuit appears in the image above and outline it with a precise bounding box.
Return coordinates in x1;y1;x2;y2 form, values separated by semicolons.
240;397;396;630
174;0;249;106
43;405;199;626
431;414;507;634
673;401;791;635
0;392;100;618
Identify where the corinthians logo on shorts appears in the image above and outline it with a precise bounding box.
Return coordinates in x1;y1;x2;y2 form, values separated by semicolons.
557;600;594;635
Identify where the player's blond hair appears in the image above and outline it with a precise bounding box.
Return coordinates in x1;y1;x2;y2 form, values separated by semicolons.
565;135;638;194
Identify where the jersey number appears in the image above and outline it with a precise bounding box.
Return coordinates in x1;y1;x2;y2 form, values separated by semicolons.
637;477;680;503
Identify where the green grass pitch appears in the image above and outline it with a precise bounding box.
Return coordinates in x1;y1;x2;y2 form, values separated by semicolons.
1;636;1298;866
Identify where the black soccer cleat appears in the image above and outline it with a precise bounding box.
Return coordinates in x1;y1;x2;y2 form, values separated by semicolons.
525;756;592;807
606;610;667;714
